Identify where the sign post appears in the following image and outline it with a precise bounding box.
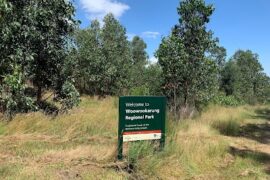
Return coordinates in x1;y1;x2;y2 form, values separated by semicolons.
118;96;166;160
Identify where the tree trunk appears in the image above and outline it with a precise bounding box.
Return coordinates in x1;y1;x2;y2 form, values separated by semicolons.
184;81;188;108
37;86;42;103
174;86;177;120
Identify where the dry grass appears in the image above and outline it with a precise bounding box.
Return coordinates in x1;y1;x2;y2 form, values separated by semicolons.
0;97;269;179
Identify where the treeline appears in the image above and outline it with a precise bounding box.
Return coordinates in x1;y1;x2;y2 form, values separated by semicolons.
0;0;269;120
72;15;161;97
156;0;270;117
220;50;270;104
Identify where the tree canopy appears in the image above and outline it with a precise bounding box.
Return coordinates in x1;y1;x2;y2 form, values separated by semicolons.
0;0;79;118
156;0;220;118
221;50;269;104
0;0;269;120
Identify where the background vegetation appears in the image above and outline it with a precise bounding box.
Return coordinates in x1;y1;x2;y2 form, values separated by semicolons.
0;0;269;119
0;0;269;179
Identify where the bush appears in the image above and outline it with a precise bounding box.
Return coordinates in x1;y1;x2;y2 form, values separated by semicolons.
0;66;36;120
130;86;150;96
212;94;243;106
58;81;80;112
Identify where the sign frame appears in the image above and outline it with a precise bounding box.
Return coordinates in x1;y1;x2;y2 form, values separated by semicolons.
117;96;166;160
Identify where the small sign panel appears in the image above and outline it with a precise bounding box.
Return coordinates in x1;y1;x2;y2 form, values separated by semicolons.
118;96;166;159
123;130;162;142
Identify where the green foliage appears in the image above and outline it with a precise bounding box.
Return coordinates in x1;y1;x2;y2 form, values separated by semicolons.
75;23;162;97
128;63;163;96
128;36;149;92
130;86;150;96
75;20;103;95
100;14;132;95
0;0;79;118
59;81;80;112
208;46;227;70
221;60;240;96
253;73;270;104
75;14;132;96
131;36;148;66
156;0;219;117
156;33;187;112
221;50;270;104
0;0;9;22
212;94;243;106
144;64;163;95
0;66;36;120
26;0;78;101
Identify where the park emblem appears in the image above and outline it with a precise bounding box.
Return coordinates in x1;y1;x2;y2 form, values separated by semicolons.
118;96;166;159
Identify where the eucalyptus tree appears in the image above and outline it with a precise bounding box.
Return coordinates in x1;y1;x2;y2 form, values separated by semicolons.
220;60;240;96
221;50;270;104
26;0;78;103
0;0;79;118
75;20;103;94
129;36;149;92
156;31;188;116
100;13;132;96
131;36;148;66
156;0;219;117
75;14;132;96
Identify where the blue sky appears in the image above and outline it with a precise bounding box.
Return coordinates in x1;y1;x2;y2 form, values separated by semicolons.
73;0;270;76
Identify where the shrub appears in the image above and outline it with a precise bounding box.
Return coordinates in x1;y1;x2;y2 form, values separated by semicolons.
130;86;150;96
58;81;80;112
212;94;243;106
0;66;36;120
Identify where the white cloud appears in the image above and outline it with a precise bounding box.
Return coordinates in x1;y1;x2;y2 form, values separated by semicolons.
149;56;158;64
79;0;130;21
80;0;130;20
142;31;160;39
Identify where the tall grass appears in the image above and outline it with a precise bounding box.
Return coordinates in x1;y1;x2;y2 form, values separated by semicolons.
0;122;6;135
0;97;269;179
212;118;240;136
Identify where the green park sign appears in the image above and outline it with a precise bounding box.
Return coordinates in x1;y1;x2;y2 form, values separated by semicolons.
118;96;166;159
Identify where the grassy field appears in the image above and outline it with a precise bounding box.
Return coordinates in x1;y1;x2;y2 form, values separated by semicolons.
0;96;269;179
